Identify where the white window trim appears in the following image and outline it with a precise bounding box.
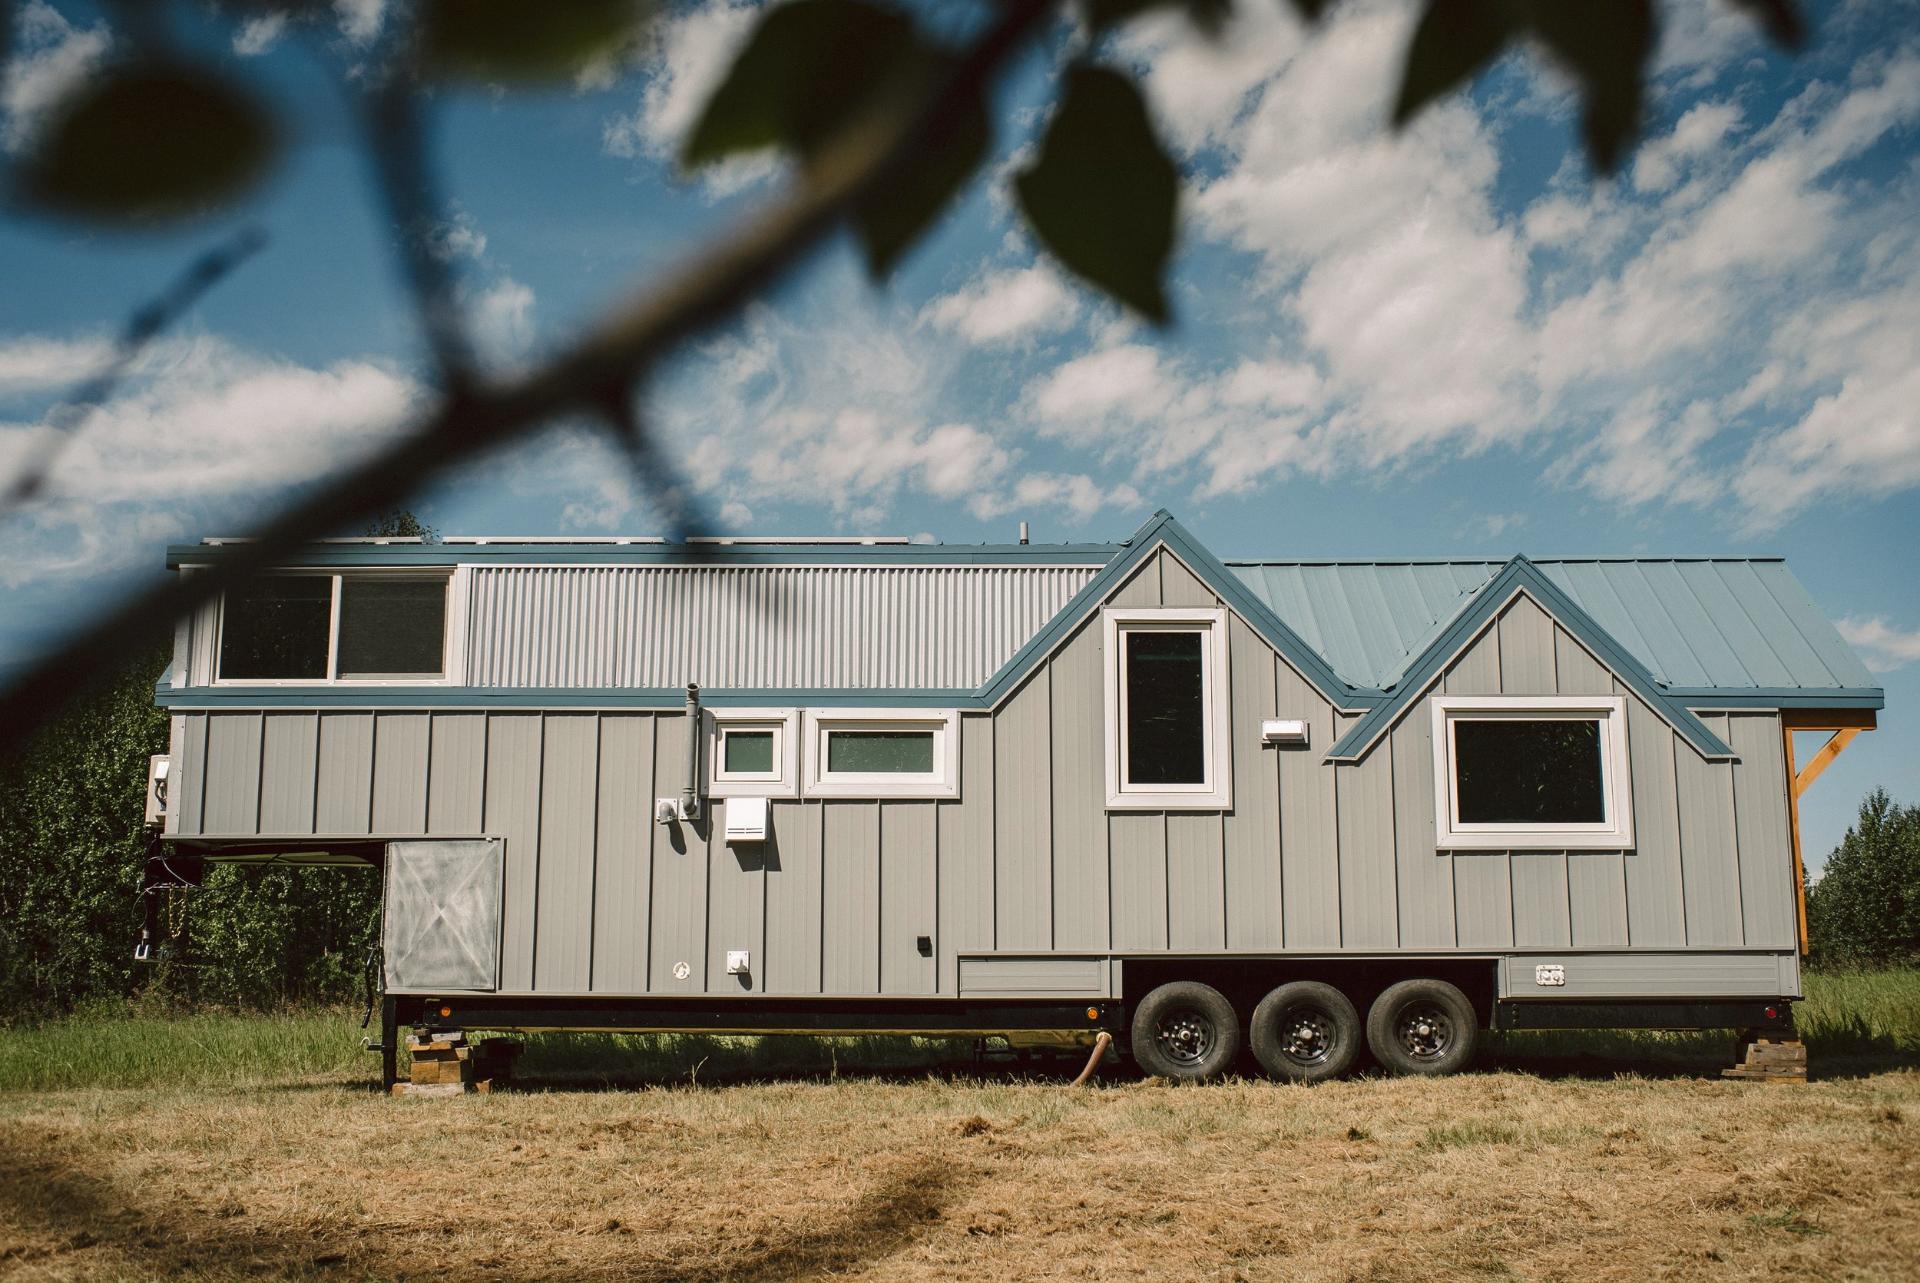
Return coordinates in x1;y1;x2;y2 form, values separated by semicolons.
706;708;800;799
211;569;458;687
802;709;959;799
1103;606;1232;811
1430;695;1634;850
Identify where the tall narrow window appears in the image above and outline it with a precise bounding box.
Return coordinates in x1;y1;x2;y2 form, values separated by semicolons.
218;576;332;679
1125;631;1205;784
1104;606;1231;809
1431;696;1633;849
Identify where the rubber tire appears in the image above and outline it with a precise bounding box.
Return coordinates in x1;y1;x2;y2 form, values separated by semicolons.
1365;979;1479;1076
1249;981;1361;1083
1129;981;1241;1082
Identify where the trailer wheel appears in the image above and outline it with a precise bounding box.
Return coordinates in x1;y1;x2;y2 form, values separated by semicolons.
1129;981;1241;1081
1366;979;1479;1076
1249;981;1361;1083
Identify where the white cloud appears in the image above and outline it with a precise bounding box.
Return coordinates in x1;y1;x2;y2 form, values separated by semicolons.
1836;616;1920;673
922;265;1080;346
335;0;385;45
0;335;417;587
469;277;536;364
1632;99;1743;193
232;13;288;58
0;333;112;397
2;0;111;154
602;0;780;196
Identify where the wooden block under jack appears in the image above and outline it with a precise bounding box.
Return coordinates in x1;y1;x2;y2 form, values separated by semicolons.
391;1079;492;1098
1724;1033;1808;1083
408;1058;470;1086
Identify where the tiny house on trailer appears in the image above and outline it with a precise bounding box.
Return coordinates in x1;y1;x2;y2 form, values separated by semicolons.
147;511;1882;1084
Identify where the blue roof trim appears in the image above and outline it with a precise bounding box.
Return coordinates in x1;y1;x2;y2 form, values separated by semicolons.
156;686;989;711
165;542;1121;570
1326;556;1739;763
1668;688;1885;709
974;511;1378;711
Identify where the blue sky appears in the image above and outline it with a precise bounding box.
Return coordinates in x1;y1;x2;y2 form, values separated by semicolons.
1;0;1915;865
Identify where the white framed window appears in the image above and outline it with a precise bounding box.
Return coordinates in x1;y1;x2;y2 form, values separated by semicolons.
1103;607;1232;810
214;571;455;685
706;708;800;798
1430;695;1634;850
802;709;959;798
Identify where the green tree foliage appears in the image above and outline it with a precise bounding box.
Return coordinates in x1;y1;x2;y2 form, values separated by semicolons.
1807;789;1920;969
0;648;380;1019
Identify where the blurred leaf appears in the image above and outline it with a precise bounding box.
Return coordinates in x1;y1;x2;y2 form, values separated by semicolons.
1081;0;1233;38
1287;0;1334;19
684;0;920;166
852;80;989;276
1729;0;1807;50
1015;64;1177;322
16;65;277;224
1520;0;1655;174
1393;0;1514;128
421;0;649;82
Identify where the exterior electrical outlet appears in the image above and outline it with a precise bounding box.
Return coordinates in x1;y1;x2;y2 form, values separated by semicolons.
149;510;1882;1084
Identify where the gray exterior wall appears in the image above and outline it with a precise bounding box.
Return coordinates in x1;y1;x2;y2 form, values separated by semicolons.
168;549;1803;1000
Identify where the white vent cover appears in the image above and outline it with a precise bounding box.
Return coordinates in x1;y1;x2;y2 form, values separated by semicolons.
1261;719;1309;745
724;796;768;844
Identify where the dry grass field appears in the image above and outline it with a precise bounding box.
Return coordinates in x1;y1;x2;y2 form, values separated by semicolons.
2;973;1916;1283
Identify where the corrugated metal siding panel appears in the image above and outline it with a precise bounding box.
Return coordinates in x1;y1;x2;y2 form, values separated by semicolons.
534;714;597;992
484;714;543;991
1109;814;1167;950
1224;617;1283;949
994;670;1052;949
764;799;823;994
259;712;317;833
1391;701;1452;948
1276;658;1339;949
1728;713;1797;949
591;715;653;992
1677;713;1743;947
647;713;705;994
708;795;765;995
370;714;429;835
1568;852;1629;948
880;803;937;994
821;802;880;994
464;564;1097;688
202;712;261;834
314;713;373;834
1167;814;1225;950
1624;698;1687;947
427;714;486;833
937;718;994;994
1511;853;1572;948
1502;952;1789;999
1049;623;1110;951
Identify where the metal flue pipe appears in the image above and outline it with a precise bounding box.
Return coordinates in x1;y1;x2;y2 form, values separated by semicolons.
681;682;702;820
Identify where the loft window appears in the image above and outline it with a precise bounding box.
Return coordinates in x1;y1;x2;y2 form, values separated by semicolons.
1103;606;1232;810
216;573;449;682
337;579;447;677
804;710;959;798
218;576;332;679
1431;696;1634;849
706;709;798;798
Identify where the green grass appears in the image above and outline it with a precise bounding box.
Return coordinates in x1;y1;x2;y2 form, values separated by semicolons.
2;968;1914;1093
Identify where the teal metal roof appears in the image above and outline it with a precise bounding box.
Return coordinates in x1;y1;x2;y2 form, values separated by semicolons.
1225;557;1879;696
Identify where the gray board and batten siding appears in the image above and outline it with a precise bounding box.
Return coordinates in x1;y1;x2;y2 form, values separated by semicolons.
165;540;1825;1004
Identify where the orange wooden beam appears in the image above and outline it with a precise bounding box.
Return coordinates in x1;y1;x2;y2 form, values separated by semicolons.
1794;728;1859;798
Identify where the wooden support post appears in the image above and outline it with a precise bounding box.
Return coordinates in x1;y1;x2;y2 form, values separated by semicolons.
1778;713;1873;958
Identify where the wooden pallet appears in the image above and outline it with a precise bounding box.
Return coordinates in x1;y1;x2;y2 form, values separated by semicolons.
390;1031;522;1097
1722;1033;1807;1084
